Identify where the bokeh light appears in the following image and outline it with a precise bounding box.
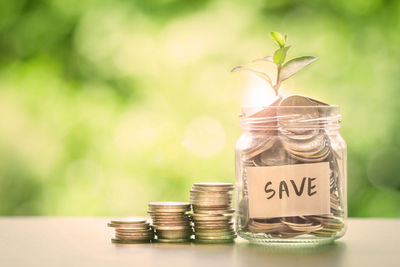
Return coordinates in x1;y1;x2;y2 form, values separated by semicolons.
0;0;399;217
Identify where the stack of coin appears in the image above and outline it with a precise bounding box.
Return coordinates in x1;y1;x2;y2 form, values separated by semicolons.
309;215;345;237
108;218;154;243
190;183;236;243
148;202;193;243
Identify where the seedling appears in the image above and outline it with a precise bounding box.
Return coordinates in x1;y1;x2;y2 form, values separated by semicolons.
232;32;318;96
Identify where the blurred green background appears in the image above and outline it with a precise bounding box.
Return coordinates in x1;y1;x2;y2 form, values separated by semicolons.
0;0;399;217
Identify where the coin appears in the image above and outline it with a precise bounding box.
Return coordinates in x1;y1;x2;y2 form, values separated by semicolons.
108;223;150;229
239;95;345;240
112;238;151;244
110;218;148;224
148;202;191;212
190;194;232;200
194;226;234;231
116;228;153;234
149;212;191;216
115;233;154;240
153;225;192;231
253;139;296;166
192;215;233;221
190;189;233;195
280;133;325;151
192;209;235;215
248;222;283;233
194;182;233;187
149;201;191;207
109;218;154;243
156;238;191;243
278;95;326;136
195;230;235;236
190;182;236;242
192;186;234;192
194;219;234;225
238;135;276;160
156;231;193;239
148;201;193;241
194;234;236;240
194;238;235;244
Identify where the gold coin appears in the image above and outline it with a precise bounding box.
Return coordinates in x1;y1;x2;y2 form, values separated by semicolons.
194;234;236;240
108;223;150;229
156;231;193;239
156;238;192;243
194;239;234;244
192;209;235;215
109;218;148;224
193;183;233;187
115;233;154;240
112;238;151;244
116;229;153;234
154;225;192;231
148;202;190;212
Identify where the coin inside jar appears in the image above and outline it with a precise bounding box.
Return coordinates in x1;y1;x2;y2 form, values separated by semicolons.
236;94;346;243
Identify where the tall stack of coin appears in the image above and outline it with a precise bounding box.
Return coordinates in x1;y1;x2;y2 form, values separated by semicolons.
190;183;236;243
148;202;193;243
108;218;154;243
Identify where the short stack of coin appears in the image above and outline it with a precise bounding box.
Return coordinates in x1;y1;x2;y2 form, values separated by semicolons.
108;218;154;243
190;183;236;243
148;202;193;243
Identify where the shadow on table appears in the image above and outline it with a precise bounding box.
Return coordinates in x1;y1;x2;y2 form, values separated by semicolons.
234;242;347;267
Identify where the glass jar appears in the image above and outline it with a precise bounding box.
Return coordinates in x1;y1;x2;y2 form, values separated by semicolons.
235;105;347;245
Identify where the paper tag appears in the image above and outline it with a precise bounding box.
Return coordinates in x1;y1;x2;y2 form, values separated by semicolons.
246;162;330;218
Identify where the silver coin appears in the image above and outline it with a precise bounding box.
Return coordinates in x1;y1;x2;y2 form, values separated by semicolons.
110;218;147;224
192;209;235;215
280;134;326;152
194;222;234;228
115;233;154;239
194;182;233;187
191;186;234;192
156;238;192;243
112;238;151;244
278;95;327;135
116;228;153;234
148;202;191;212
194;238;235;244
194;234;236;240
108;222;150;229
253;139;296;166
153;225;192;230
238;135;276;160
156;231;193;239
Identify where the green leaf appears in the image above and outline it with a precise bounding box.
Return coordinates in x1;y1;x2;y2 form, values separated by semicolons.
269;32;286;47
231;66;273;86
273;46;290;65
280;56;318;81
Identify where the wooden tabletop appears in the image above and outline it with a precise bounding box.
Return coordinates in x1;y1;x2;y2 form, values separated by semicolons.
0;218;398;267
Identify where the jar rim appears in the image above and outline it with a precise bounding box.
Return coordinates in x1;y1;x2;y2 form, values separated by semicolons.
240;105;341;131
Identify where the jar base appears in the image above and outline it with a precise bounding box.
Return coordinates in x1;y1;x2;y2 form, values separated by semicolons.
237;230;339;246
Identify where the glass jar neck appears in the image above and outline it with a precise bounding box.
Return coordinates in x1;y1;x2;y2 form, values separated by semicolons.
240;106;341;132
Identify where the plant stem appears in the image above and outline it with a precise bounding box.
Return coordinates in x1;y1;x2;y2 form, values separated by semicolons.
273;65;281;96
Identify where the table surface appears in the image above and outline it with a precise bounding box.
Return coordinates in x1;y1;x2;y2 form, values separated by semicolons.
0;218;398;267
